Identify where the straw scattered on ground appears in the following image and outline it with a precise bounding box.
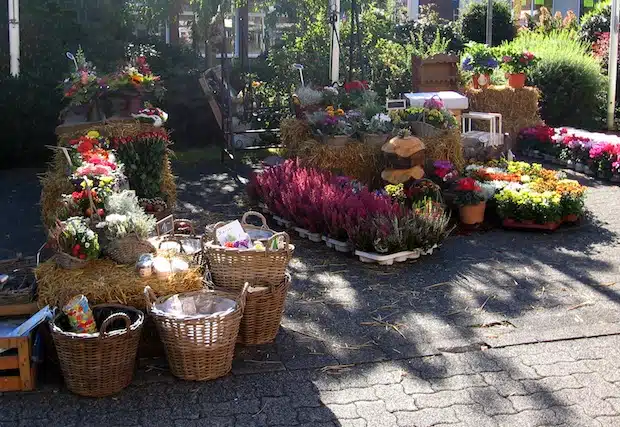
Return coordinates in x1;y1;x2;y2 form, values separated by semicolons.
36;259;204;309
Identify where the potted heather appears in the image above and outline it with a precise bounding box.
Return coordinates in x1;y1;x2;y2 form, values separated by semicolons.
461;42;498;89
307;107;353;147
500;49;537;89
453;178;487;225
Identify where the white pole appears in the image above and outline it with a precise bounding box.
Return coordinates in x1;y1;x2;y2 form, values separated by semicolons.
329;0;340;84
607;0;620;130
486;0;493;46
8;0;20;76
407;0;419;21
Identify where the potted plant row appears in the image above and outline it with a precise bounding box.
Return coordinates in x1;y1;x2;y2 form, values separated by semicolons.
247;160;454;265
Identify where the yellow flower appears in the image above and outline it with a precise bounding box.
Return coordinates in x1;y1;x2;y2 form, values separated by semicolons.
336;108;345;116
327;110;335;117
252;81;261;88
87;131;100;138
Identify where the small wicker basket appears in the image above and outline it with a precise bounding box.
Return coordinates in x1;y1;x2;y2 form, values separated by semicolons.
54;251;88;270
50;304;144;397
106;234;156;265
236;273;291;345
204;213;294;291
144;284;248;381
0;255;37;306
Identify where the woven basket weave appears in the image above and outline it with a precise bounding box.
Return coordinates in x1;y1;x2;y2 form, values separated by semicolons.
50;304;144;397
145;285;247;381
205;217;294;291
106;234;156;265
237;273;291;345
55;251;88;270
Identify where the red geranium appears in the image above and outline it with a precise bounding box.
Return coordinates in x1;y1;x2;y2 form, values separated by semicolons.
455;178;480;192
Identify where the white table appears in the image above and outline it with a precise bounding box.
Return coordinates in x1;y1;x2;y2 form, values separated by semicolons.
461;112;503;147
403;91;469;110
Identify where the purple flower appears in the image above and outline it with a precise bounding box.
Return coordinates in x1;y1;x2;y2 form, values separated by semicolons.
461;56;473;72
486;58;498;69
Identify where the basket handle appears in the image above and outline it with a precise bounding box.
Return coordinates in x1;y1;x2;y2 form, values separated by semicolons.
241;211;269;229
144;286;157;313
266;231;290;251
238;282;249;312
99;312;131;339
210;221;228;242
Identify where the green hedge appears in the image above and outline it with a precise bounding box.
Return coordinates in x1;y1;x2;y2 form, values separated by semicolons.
459;1;515;46
505;31;606;129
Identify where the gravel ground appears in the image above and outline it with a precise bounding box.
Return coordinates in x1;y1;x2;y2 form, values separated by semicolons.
2;157;620;426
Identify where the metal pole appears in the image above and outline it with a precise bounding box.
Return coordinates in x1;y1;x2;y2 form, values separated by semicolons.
329;0;340;84
349;0;354;82
8;0;20;76
607;0;620;130
486;0;493;46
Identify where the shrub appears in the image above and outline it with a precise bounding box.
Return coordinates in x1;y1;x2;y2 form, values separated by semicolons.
459;1;515;46
395;5;465;54
505;31;606;129
580;0;611;44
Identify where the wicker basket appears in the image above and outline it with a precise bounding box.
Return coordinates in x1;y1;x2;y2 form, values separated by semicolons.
237;273;291;345
55;251;88;270
144;285;247;381
411;121;442;138
0;256;37;305
50;304;144;397
205;218;294;291
106;234;156;265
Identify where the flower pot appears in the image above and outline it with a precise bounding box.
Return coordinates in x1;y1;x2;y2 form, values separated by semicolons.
507;73;526;89
532;150;542;159
597;171;607;180
472;74;491;89
543;154;554;162
566;159;575;169
563;214;580;223
575;162;584;172
459;202;486;225
584;165;595;176
502;218;560;231
611;174;620;183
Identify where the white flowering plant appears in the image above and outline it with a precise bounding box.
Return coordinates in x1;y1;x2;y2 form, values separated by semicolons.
365;113;393;134
97;190;156;239
51;217;100;260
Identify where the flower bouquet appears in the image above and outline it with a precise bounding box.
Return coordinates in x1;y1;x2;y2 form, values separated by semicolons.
453;178;487;225
132;104;169;128
60;48;107;121
108;56;165;114
461;42;499;89
50;217;100;269
500;48;537;89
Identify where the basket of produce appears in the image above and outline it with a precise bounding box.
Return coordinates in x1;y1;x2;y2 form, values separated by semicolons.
204;214;294;291
230;272;291;346
144;284;247;381
50;298;144;397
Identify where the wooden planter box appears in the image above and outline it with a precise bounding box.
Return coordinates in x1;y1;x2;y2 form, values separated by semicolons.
411;54;459;93
0;333;37;392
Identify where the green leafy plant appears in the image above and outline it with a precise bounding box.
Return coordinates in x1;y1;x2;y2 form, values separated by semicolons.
410;30;450;59
461;42;499;74
505;31;606;129
580;0;611;44
459;0;515;46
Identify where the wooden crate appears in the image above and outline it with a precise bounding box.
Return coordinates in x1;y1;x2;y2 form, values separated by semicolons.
411;54;459;93
0;334;36;392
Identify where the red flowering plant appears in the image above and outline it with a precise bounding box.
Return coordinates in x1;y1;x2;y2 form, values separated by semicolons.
281;166;331;233
453;178;486;206
500;49;538;74
589;142;620;178
108;56;165;100
517;125;555;154
430;160;459;187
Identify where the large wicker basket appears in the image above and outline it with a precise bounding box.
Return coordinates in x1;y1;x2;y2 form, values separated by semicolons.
50;304;144;397
145;285;247;381
54;251;88;270
0;255;37;305
237;273;291;345
204;220;294;291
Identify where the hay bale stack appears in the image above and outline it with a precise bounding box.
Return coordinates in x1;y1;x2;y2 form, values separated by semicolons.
418;127;465;171
465;86;542;148
36;259;204;310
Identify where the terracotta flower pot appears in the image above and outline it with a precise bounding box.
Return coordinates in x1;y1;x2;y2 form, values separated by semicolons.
563;214;580;223
508;73;526;89
472;74;491;89
459;202;486;225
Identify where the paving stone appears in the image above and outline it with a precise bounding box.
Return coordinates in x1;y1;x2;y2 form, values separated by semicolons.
552;405;604;427
519;351;575;366
325;403;359;419
174;418;235;427
572;373;620;399
401;375;435;394
585;360;620;383
320;388;377;405
597;416;620;426
532;361;593;377
338;419;367;427
394;407;459;427
361;364;406;385
553;388;617;417
606;397;620;413
261;397;299;425
430;373;487;391
372;384;417;412
508;392;567;412
493;409;558;426
171;404;201;419
234;413;268;427
480;372;528;397
297;406;334;423
453;404;499;427
520;375;583;393
412;389;473;408
469;387;517;416
507;364;542;380
0;401;20;421
354;401;397;427
139;408;172;427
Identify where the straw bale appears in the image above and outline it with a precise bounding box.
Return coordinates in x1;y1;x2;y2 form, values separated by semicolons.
418;127;465;170
36;259;203;310
465;86;542;148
